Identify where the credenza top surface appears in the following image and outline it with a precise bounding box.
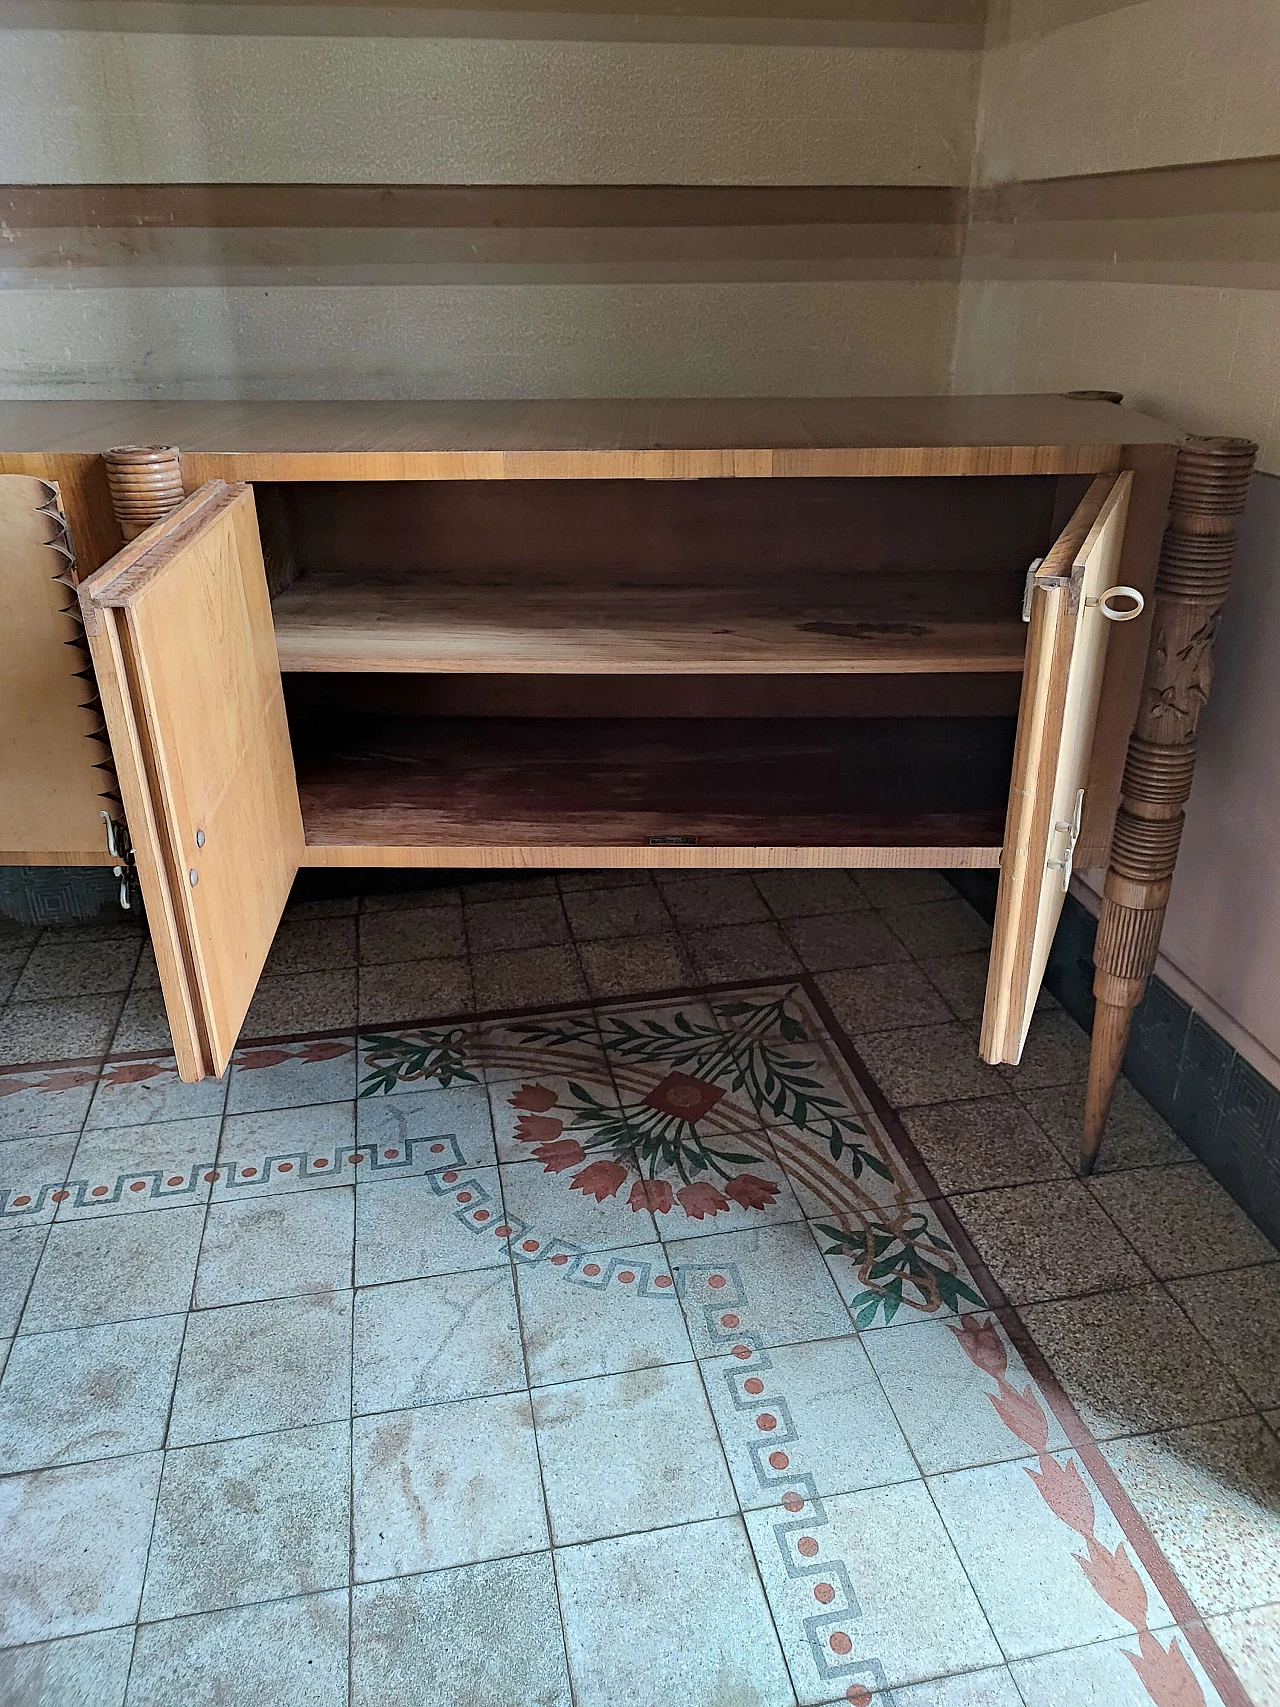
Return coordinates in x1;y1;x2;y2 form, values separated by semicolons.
0;395;1180;457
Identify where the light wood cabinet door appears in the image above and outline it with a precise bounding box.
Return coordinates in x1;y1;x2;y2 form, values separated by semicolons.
79;482;303;1081
981;471;1134;1065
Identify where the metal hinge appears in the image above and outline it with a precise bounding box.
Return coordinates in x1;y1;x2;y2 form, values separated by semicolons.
102;811;135;912
1046;788;1084;893
1022;556;1075;621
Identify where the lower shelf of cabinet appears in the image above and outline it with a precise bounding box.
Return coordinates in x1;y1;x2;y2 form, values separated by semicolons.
292;714;1013;865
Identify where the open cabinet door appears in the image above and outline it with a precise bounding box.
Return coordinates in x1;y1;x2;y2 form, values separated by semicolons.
79;482;303;1081
981;471;1135;1065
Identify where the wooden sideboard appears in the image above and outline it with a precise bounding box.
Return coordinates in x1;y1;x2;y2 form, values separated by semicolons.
0;396;1255;1169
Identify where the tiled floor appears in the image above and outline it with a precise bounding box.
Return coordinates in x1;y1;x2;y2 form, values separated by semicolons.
1;869;1279;1706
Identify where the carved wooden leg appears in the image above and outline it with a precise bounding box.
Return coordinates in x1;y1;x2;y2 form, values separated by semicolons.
1081;435;1258;1173
104;445;185;541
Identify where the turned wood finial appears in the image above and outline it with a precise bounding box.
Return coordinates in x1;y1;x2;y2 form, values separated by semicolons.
1082;434;1258;1173
104;445;185;541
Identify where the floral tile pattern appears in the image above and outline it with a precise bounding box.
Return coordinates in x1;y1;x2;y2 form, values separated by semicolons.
0;870;1276;1707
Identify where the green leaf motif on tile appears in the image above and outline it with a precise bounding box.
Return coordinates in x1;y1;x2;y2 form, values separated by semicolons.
818;1213;984;1328
358;1028;479;1097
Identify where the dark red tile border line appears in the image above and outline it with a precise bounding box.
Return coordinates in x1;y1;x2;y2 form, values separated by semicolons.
0;972;1257;1704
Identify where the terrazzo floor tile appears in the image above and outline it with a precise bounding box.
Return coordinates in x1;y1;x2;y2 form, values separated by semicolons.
354;1168;507;1285
752;868;867;919
899;1096;1070;1194
141;1420;350;1618
86;1055;229;1127
22;1207;204;1331
0;994;124;1066
915;948;999;1022
557;868;650;891
360;882;463;910
814;1198;984;1330
533;1362;736;1544
1089;1162;1280;1280
929;1451;1175;1661
1010;1629;1225;1707
853;1022;1006;1107
353;1391;547;1579
879;1667;1026;1707
464;895;570;954
577;933;693;998
0;1313;185;1470
472;944;586;1009
351;1554;572;1707
167;1290;352;1446
354;1266;524;1413
659;873;771;929
355;1079;497;1168
500;1155;659;1250
215;1100;356;1198
555;1515;795;1707
60;1115;222;1219
852;869;955;906
783;910;910;973
0;1626;134;1707
358;956;472;1026
110;989;174;1054
999;1007;1093;1091
488;1068;619;1161
686;921;803;980
949;1179;1152;1303
815;962;951;1035
0;1069;96;1140
744;1479;1003;1702
11;938;141;1002
0;1451;163;1644
1017;1076;1191;1171
225;1037;356;1114
514;1241;691;1387
0;947;30;1004
0;1132;79;1223
261;915;358;977
701;1332;917;1507
1018;1284;1252;1439
0;1225;46;1334
562;884;672;942
1101;1415;1280;1617
242;967;358;1038
645;1143;807;1239
861;1315;1069;1474
1168;1262;1280;1407
881;898;992;958
666;1220;853;1355
1206;1603;1280;1707
194;1187;354;1307
128;1590;349;1707
358;904;465;964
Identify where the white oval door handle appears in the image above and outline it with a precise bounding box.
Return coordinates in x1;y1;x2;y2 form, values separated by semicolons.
1089;585;1145;621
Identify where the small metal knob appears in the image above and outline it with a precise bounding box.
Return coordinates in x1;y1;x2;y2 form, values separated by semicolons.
195;828;206;847
188;869;199;886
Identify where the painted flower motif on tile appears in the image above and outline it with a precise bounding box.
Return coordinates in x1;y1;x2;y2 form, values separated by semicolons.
569;1160;629;1203
358;1027;479;1096
510;1083;559;1112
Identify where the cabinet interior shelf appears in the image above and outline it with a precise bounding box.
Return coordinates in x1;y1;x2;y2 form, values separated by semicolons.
292;715;1014;851
270;569;1029;675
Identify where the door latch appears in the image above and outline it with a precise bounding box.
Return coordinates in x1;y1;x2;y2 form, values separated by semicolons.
1046;788;1084;893
1022;556;1076;621
101;810;134;911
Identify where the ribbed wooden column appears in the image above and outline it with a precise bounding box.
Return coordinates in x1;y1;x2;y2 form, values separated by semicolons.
104;445;185;541
1082;434;1258;1173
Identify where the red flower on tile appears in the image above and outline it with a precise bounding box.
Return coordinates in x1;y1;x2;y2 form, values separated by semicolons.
234;1048;292;1071
628;1177;674;1215
724;1173;780;1211
988;1378;1051;1453
98;1061;165;1087
533;1138;586;1174
677;1181;731;1219
510;1083;559;1112
1077;1536;1150;1629
1025;1452;1096;1542
1126;1629;1207;1707
950;1313;1008;1381
514;1113;564;1146
570;1160;628;1202
33;1068;98;1092
643;1072;725;1122
297;1039;352;1062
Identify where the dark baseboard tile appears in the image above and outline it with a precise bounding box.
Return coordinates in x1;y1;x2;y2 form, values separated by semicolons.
947;872;1280;1249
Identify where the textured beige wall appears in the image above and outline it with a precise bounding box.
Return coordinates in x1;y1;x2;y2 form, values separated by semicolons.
0;9;979;397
